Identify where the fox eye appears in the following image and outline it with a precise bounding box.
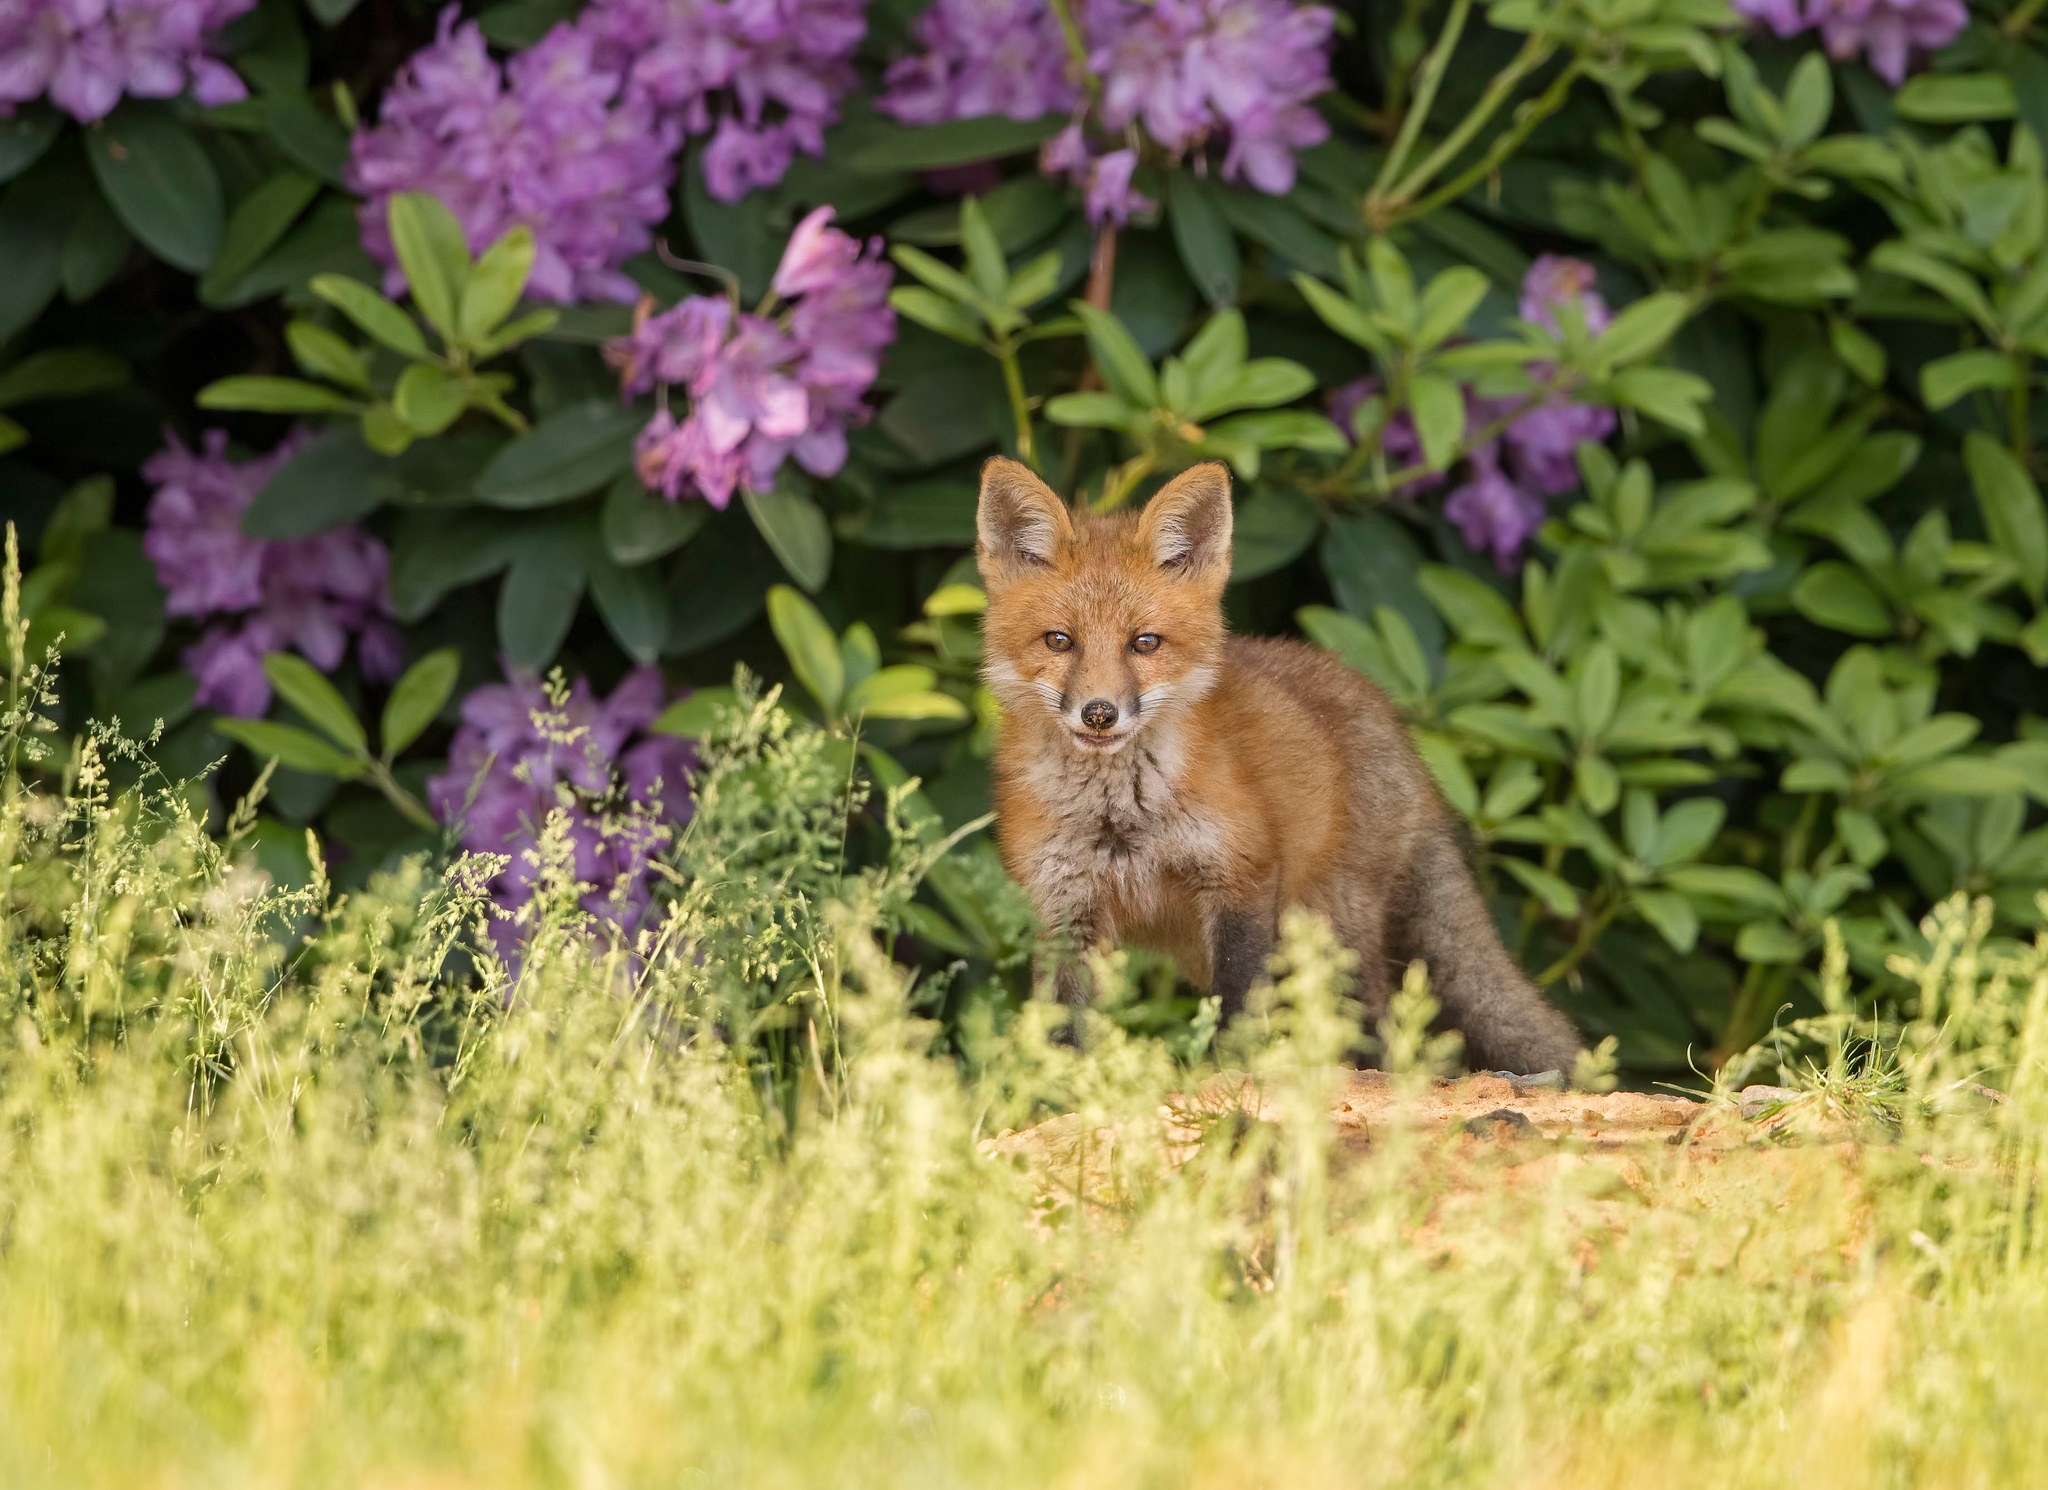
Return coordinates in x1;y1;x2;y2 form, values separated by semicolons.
1131;633;1162;655
1044;631;1074;653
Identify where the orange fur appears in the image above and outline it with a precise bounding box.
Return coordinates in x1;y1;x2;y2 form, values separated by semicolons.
976;457;1583;1075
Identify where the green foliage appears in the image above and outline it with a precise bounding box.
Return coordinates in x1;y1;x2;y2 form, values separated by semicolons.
11;0;2048;1080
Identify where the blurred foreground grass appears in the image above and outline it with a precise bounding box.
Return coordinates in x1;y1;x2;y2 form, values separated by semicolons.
3;637;2048;1488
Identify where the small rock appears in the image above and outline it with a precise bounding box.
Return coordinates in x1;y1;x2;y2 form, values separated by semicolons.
1462;1108;1540;1140
1738;1084;1801;1120
1510;1069;1566;1094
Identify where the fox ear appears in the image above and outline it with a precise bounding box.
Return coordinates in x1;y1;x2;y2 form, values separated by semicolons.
977;457;1072;581
1139;463;1233;578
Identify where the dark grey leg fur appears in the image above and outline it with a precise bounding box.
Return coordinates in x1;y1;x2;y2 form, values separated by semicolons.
1210;906;1275;1025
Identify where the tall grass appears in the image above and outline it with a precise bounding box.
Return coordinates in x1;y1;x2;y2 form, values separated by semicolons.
3;611;2048;1486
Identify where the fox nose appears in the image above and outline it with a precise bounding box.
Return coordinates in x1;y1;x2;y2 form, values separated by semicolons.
1080;699;1119;731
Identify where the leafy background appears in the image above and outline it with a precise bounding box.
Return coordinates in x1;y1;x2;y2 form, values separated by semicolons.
6;0;2048;1079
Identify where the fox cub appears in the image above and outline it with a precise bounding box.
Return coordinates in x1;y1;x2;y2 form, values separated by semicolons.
976;456;1583;1076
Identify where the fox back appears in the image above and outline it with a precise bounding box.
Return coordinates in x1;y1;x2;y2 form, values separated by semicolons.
976;457;1583;1077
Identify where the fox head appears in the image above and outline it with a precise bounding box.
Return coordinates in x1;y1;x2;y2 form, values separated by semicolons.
976;457;1232;756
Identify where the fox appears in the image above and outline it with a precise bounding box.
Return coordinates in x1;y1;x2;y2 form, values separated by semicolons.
975;455;1585;1076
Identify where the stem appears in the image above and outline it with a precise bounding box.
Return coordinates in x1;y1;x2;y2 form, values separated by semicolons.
1085;225;1119;312
2006;0;2048;36
1534;894;1616;988
367;759;441;834
1092;452;1158;512
1715;960;1793;1068
997;342;1037;469
1043;0;1098;100
1369;0;1474;202
1389;32;1553;209
1383;55;1579;227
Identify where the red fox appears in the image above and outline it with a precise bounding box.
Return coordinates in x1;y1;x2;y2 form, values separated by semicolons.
976;456;1584;1076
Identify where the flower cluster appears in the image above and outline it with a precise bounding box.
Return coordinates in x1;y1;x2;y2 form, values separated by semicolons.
577;0;869;202
879;0;1076;127
606;206;894;506
1328;256;1619;571
427;666;693;954
0;0;252;122
879;0;1334;224
143;430;402;717
347;9;680;304
1732;0;1964;85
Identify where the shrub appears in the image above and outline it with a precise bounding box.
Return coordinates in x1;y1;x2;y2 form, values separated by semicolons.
5;0;2048;1072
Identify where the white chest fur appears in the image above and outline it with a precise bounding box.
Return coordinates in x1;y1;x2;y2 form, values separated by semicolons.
1014;725;1223;913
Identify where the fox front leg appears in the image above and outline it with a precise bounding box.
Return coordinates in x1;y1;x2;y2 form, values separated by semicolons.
1208;905;1276;1026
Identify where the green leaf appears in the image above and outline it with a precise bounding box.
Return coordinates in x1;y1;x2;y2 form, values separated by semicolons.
259;93;350;185
394;362;466;436
310;274;431;359
1167;172;1239;308
214;718;364;779
1407;374;1464;470
1964;432;2048;601
587;551;670;664
1292;272;1385;353
199;172;320;306
1414;267;1490;349
767;584;845;714
285;320;369;390
1070;301;1160;408
1214;358;1315;412
650;685;741;738
1502;857;1581;917
958;196;1007;301
1604;366;1710;434
848;115;1066;173
1780;52;1834;146
85;106;223;272
1230;486;1320;581
1591;292;1692;364
460;225;534;343
0;347;128;408
0;114;60;185
380;647;459;758
61;192;130;301
1632;889;1699;954
1418;565;1524;649
745;481;833;592
388;192;469;340
1736;921;1804;963
263;653;368;755
1791;562;1893;636
197;375;362;414
1893;73;2015;123
497;533;586;669
602;474;706;564
1921;349;2014;411
1200;411;1348;455
476;399;641;507
1044;391;1140;429
890;286;983;344
1574;642;1620;740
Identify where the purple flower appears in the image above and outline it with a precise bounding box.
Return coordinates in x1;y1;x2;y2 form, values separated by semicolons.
577;0;867;201
878;0;1077;125
427;664;695;954
1730;0;1807;35
1502;399;1615;498
1445;446;1545;573
1091;0;1334;195
347;9;680;304
1728;0;1963;85
1813;0;1966;86
879;0;1333;220
143;429;402;717
608;206;894;506
0;0;252;122
1507;255;1617;495
1519;254;1611;339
